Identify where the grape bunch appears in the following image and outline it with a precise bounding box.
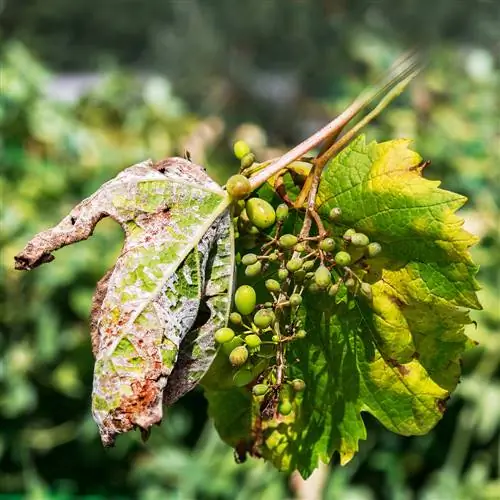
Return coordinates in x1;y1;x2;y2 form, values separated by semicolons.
218;143;383;420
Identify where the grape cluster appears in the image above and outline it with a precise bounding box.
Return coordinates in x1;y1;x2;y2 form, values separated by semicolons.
222;144;383;419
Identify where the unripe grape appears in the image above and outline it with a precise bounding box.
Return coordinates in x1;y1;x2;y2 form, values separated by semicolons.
229;312;243;325
302;260;315;271
361;282;373;300
245;261;262;277
279;234;298;249
335;251;351;266
233;140;251;159
246;198;276;229
366;242;382;258
264;302;273;308
319;238;336;252
278;400;293;416
226;174;251;200
241;253;258;266
286;258;303;272
246;225;260;236
305;271;315;280
233;368;254;387
265;279;281;293
343;228;356;239
253;309;275;329
294;243;306;253
276;203;289;222
240;152;256;169
235;285;257;315
314;265;332;289
252;384;269;396
222;336;243;355
291;379;306;392
289;294;303;307
278;268;289;281
328;283;340;296
245;334;262;348
308;282;320;294
293;270;306;283
350;232;370;247
295;329;307;339
329;207;342;221
229;345;249;366
268;251;279;262
215;327;235;344
272;335;280;343
345;277;356;289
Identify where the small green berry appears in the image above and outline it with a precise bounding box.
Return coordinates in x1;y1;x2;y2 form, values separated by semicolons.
246;198;276;229
295;329;307;339
229;345;249;366
245;261;262;277
233;140;251;159
293;270;306;283
319;238;336;252
345;277;356;289
229;312;243;325
240;152;256;169
278;268;289;281
291;379;306;392
252;384;269;396
215;327;235;344
343;228;356;239
279;234;298;249
294;243;306;253
366;242;382;258
226;174;251;200
335;251;351;266
272;335;280;343
268;252;279;262
361;282;373;300
308;282;321;294
235;285;257;315
302;260;315;271
233;368;254;387
265;279;281;293
245;334;262;348
241;253;258;266
329;207;342;221
253;309;275;329
328;283;340;296
289;294;302;307
350;233;370;247
276;203;289;222
246;225;260;236
314;265;332;289
286;258;303;272
278;400;293;416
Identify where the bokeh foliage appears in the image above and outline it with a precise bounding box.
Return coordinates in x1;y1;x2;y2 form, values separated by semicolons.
1;3;499;497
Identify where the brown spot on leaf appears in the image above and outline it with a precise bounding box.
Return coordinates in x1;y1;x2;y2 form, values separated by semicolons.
387;357;410;376
436;397;449;414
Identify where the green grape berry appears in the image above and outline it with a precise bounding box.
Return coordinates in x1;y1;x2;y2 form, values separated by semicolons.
246;225;260;236
245;261;262;277
289;294;302;307
361;282;373;300
276;203;289;222
252;384;269;396
241;253;258;266
235;285;257;315
319;238;336;252
229;312;243;325
302;260;315;271
233;368;254;387
246;198;276;229
329;207;342;221
253;309;275;329
314;265;332;289
286;258;303;272
294;243;306;253
277;268;289;281
240;152;256;169
293;270;306;283
328;283;340;296
215;327;235;344
343;228;356;239
265;279;281;293
278;400;293;416
345;277;356;289
295;329;307;339
350;232;370;247
308;282;320;294
335;251;351;266
268;251;279;262
272;335;280;343
245;334;262;348
366;242;382;258
291;379;306;392
279;234;298;249
229;345;249;366
233;140;251;159
226;174;251;200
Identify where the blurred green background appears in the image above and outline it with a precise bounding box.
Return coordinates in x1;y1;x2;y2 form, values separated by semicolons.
1;1;499;498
